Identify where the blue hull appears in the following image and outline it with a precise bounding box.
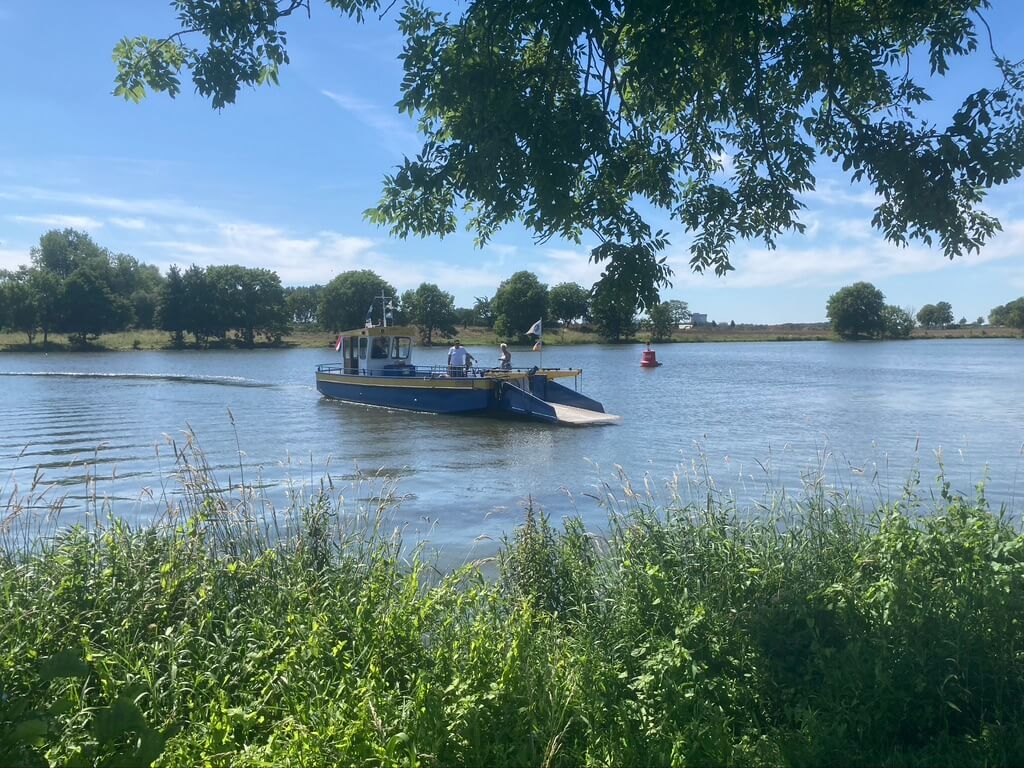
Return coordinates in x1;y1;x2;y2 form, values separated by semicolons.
316;372;493;414
315;368;610;424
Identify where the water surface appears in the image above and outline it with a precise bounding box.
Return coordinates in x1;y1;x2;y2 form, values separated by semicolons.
1;340;1022;551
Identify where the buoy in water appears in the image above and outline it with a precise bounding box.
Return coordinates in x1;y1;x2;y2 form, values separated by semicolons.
640;343;663;367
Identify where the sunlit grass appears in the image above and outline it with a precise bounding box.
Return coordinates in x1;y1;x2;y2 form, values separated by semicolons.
2;442;1023;766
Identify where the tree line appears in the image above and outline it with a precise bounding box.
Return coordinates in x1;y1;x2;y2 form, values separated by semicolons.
826;282;1024;339
0;229;290;348
291;269;691;344
1;228;695;347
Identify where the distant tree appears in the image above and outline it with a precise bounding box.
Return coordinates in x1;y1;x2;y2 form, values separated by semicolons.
729;320;736;328
284;285;322;326
492;272;548;341
882;305;914;339
548;282;590;328
591;283;636;342
826;282;886;340
0;274;9;332
453;306;476;329
158;265;188;347
473;296;495;329
976;316;984;326
402;283;457;345
0;272;28;342
131;289;159;328
990;298;1024;329
319;270;396;332
917;301;954;329
28;268;62;345
181;264;216;344
959;316;967;326
647;302;675;342
31;229;106;279
662;300;691;326
107;253;163;327
58;264;132;345
207;265;288;347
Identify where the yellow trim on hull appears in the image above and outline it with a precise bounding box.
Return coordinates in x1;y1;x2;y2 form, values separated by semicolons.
316;372;495;390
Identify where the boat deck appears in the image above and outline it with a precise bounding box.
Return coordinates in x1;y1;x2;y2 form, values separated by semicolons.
549;403;622;426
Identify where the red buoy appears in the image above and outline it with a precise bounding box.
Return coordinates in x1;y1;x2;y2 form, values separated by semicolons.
640;343;663;367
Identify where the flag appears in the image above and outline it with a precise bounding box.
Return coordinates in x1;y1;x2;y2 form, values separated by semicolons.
532;340;543;352
335;334;343;352
365;303;374;327
526;318;542;336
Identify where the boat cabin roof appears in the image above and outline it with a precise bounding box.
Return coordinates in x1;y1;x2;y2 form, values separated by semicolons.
337;325;417;338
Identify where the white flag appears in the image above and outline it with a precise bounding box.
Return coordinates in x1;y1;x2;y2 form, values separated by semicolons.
526;318;542;336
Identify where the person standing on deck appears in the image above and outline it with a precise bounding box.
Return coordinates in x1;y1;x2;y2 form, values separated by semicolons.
498;343;512;370
447;339;474;377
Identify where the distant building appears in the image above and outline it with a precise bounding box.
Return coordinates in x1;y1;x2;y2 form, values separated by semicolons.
691;313;709;326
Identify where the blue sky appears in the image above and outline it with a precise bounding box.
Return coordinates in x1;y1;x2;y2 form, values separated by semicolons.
1;1;1022;324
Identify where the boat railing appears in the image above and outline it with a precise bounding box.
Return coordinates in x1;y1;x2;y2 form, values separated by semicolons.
315;363;580;379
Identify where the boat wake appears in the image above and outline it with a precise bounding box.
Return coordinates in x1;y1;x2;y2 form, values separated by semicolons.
0;371;271;388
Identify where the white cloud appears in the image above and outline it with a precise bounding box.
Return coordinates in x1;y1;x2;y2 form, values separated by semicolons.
532;247;603;287
110;217;147;230
804;180;880;209
146;224;377;285
10;214;103;230
321;90;420;155
663;217;1024;291
0;247;28;271
2;186;220;225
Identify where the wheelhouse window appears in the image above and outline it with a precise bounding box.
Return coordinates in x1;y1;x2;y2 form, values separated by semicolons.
371;336;390;359
392;337;411;360
358;337;368;360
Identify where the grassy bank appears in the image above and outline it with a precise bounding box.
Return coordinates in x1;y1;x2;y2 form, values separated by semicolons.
2;468;1023;766
2;324;1020;352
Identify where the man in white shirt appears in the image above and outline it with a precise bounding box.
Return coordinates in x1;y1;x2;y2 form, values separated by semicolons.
447;339;475;377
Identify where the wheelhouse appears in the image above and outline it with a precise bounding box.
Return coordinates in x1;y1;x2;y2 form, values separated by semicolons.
337;325;417;375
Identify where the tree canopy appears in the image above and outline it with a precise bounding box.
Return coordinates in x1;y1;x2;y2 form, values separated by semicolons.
401;282;457;344
646;302;675;342
492;271;549;340
826;281;887;339
989;297;1024;328
116;1;1024;311
916;301;955;328
548;282;591;328
319;270;396;332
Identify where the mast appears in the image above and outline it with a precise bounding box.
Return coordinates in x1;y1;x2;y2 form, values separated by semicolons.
378;290;394;328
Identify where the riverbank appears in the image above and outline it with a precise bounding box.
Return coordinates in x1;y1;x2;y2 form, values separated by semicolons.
1;323;1019;352
3;472;1023;766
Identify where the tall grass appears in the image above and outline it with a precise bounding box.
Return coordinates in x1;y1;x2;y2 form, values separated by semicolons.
2;445;1023;766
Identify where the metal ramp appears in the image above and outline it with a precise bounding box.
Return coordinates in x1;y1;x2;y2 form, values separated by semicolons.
549;403;621;426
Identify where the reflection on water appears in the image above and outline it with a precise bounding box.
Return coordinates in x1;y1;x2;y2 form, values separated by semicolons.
1;340;1022;550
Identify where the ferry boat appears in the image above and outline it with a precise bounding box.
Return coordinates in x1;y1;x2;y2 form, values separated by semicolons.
315;321;619;426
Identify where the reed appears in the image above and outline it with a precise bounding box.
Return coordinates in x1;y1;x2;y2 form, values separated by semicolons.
2;446;1023;766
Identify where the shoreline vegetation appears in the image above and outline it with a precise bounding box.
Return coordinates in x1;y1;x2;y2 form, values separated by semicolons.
1;323;1020;353
2;448;1023;765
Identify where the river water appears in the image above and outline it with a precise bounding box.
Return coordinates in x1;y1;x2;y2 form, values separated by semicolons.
1;339;1022;553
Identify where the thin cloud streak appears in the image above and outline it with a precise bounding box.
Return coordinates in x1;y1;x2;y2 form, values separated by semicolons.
10;214;104;230
664;218;1024;291
321;89;420;155
2;185;221;225
110;217;147;230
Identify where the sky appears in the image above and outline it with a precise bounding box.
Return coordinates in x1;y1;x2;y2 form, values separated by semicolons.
1;1;1023;324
